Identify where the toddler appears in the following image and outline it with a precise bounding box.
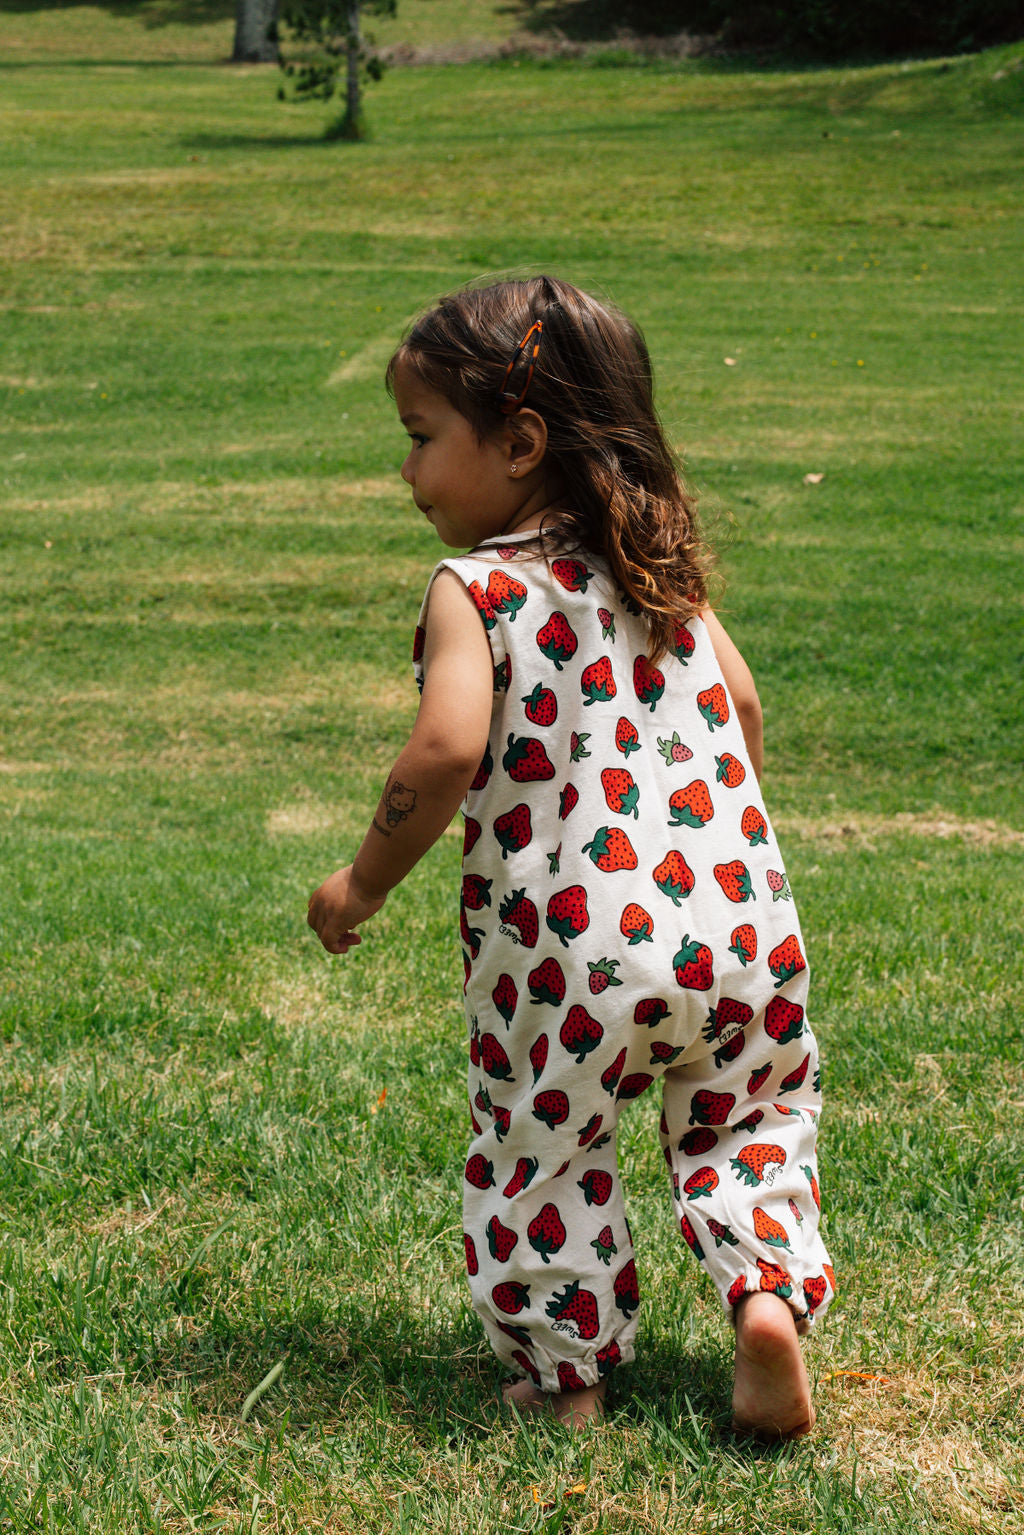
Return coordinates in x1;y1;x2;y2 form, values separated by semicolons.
308;276;834;1436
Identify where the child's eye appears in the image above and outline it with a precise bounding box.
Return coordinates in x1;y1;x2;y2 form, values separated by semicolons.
407;433;427;448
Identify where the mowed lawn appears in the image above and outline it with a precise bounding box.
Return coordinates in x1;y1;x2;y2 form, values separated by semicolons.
1;10;1023;1530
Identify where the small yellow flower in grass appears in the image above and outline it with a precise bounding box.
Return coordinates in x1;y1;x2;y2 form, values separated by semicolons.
809;331;817;339
857;359;865;367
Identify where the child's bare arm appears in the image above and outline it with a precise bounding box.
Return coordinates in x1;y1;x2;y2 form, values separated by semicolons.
701;607;764;781
308;570;494;953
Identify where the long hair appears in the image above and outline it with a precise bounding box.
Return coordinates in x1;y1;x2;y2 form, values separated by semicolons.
386;276;713;664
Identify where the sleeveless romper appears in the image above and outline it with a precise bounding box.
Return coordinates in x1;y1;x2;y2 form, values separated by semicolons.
414;532;835;1394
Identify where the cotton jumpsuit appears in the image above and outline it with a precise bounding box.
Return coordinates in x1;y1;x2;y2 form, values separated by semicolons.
414;531;835;1394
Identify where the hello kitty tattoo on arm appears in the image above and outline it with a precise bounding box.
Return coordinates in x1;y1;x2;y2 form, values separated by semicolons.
373;777;418;837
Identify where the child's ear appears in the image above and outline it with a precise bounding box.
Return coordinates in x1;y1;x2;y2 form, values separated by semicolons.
505;409;547;471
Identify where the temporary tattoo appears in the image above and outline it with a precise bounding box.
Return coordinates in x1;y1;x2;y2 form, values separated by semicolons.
383;779;418;828
371;816;392;838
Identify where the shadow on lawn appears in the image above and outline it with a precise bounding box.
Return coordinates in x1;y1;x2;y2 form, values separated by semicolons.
3;0;233;22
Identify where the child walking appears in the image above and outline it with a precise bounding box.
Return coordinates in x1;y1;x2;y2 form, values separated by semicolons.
307;276;834;1436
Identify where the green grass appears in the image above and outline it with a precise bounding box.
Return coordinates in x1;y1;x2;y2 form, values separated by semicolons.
2;10;1023;1531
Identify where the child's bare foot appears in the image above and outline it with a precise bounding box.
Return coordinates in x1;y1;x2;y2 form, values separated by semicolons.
732;1291;815;1441
502;1375;607;1428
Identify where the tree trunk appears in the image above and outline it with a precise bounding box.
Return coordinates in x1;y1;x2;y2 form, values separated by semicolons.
232;0;280;62
346;1;361;126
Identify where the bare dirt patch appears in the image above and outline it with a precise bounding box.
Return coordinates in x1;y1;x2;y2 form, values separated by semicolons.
776;810;1024;849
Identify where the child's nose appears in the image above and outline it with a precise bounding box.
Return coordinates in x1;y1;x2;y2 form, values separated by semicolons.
401;454;415;485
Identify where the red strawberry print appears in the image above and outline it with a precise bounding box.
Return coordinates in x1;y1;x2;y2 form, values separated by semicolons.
767;869;792;901
486;569;528;619
740;806;768;846
713;860;756;903
459;905;484;960
633;655;665;711
461;874;492;911
487;1214;519;1262
615;717;640;756
600;767;640;818
679;1213;705;1260
788;1198;804;1227
688;1089;736;1127
728;923;757;966
512;1349;541;1386
803;1275;827;1315
714;752;746;788
551;557;593;592
498;889;538;947
577;1112;604;1146
727;1275;749;1307
764;995;805;1044
559;1004;604;1064
492;1281;531;1315
502;1155;539;1198
753;1208;792;1252
556;1361;589;1391
412;624;426;664
801;1164;822;1209
491;973;517;1025
569;731;590;761
528;1034;549;1085
616;1072;654;1101
468;742;493;792
756;1258;794;1298
583;825;638;871
732;1109;765;1135
521;683;557;726
652;850;695;905
779;1052;811;1093
462;816;482;857
469;1021;481;1067
634;997;670;1028
527;1202;567;1264
546;885;590;947
673;934;714;990
613;1259;640;1317
546;1281;600;1339
463;1232;478;1276
649;1040;685;1066
493;656;511;693
596;1339;622;1375
667;780;714;828
683;1166;719;1201
679;1126;718;1156
465;1154;494;1189
768;934;806;989
824;1263;836;1293
620;902;655;945
597;607;616;641
657;731;693;765
587;957;622;993
707;1218;740;1248
697;683;729;730
673;623;696;663
600;1046;627;1095
747;1062;772;1095
480;1032;515;1082
527;958;565;1007
466;579;498;632
578;1168;613;1206
713;1033;746;1069
558;782;579;821
591;1225;618;1265
502;733;555;783
493;804;532;859
730;1142;787;1186
532;1089;570;1129
547;843;561;874
493;1103;512;1142
536;611;578;670
580;657;617;706
702;996;754;1043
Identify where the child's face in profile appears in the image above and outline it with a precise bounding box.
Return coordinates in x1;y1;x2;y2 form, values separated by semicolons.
393;356;531;549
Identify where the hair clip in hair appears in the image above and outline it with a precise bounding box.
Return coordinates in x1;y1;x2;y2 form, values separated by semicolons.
497;320;543;415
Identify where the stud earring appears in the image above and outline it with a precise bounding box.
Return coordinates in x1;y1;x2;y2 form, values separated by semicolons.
510;464;518;474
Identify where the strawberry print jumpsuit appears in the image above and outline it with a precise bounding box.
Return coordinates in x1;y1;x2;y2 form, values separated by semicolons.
414;532;835;1394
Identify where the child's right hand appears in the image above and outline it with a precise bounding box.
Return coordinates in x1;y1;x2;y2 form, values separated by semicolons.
307;866;386;954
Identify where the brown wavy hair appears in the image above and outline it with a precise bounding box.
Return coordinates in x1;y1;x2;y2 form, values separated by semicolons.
386;276;713;664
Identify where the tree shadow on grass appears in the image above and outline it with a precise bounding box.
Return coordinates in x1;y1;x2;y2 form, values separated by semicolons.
3;0;233;25
498;0;690;42
181;129;343;150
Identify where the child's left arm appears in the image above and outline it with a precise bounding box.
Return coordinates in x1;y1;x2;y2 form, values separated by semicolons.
701;607;764;780
307;569;494;954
